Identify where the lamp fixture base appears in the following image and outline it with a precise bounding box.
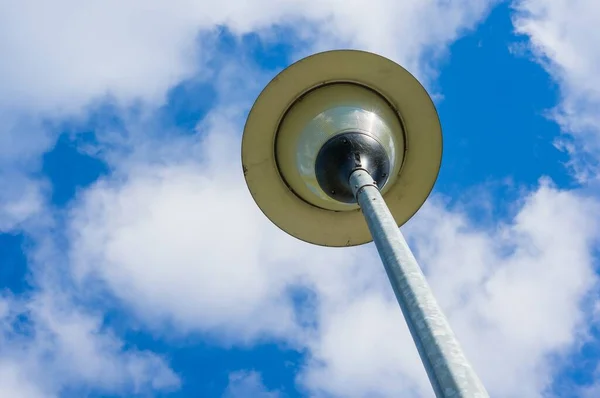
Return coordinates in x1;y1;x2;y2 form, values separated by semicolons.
315;132;391;203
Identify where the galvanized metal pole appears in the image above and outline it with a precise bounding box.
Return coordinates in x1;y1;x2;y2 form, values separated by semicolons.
349;169;489;398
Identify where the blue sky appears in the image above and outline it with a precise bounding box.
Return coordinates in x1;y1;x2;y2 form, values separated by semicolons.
1;0;600;397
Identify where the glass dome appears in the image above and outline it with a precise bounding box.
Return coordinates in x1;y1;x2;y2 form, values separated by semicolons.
275;83;406;211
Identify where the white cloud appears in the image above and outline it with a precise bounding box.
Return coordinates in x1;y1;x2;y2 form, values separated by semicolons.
513;0;600;179
299;292;427;398
407;184;599;396
69;161;301;342
224;371;281;398
0;0;496;114
0;360;48;398
581;372;600;398
0;290;180;397
0;173;45;232
67;112;371;346
0;117;51;232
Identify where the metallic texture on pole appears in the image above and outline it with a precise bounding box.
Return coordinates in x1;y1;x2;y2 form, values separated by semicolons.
349;169;489;398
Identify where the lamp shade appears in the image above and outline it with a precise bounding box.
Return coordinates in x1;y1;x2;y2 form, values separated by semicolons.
242;50;442;247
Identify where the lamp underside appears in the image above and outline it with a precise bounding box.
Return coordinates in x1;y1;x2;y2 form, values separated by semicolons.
242;49;442;247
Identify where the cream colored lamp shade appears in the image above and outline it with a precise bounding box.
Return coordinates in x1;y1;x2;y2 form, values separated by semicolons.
242;50;442;247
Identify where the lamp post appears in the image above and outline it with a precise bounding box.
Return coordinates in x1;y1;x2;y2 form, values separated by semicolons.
241;50;489;397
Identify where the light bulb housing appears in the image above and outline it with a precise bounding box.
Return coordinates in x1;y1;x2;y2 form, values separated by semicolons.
315;132;391;203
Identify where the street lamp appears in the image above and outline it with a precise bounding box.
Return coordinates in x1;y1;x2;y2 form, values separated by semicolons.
241;50;489;397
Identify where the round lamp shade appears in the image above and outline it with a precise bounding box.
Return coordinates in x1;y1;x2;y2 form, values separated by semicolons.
242;50;442;247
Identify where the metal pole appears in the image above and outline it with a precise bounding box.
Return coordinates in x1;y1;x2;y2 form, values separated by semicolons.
349;169;489;398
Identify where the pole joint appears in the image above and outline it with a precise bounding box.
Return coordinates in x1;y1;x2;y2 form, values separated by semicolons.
349;168;379;199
